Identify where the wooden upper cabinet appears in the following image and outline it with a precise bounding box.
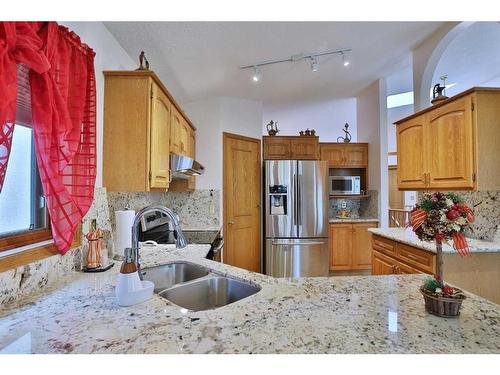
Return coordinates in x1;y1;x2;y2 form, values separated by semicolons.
103;70;196;192
320;143;368;167
397;114;427;189
427;96;474;189
149;84;171;190
320;144;344;166
290;137;319;159
170;106;182;155
263;136;291;159
395;87;500;191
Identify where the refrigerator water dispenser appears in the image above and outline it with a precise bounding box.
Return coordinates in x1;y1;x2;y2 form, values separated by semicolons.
269;185;287;215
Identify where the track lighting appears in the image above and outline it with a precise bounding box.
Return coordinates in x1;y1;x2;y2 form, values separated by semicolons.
342;52;350;67
240;48;351;82
310;57;319;72
252;66;261;83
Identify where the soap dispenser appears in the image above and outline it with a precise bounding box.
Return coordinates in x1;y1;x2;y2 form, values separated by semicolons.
115;248;154;307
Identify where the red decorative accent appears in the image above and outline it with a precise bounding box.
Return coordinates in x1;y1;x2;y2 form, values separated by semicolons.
409;208;427;231
452;232;471;257
0;22;96;254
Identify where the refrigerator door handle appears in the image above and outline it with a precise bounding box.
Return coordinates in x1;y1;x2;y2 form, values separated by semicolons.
297;172;302;229
271;240;326;246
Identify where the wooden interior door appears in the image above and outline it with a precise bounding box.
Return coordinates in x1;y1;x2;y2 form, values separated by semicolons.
223;133;261;272
427;96;475;189
149;84;171;190
388;166;404;209
329;224;352;270
352;223;377;269
397;114;428;189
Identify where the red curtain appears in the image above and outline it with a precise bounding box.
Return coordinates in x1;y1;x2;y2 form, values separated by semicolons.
0;22;96;254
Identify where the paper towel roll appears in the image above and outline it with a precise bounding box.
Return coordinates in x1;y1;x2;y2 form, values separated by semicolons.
114;210;136;258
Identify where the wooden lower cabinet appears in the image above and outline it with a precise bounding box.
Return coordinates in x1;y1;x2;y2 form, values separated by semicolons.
329;222;378;271
371;234;436;275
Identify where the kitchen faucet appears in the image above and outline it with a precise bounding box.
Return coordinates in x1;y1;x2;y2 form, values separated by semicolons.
130;205;188;279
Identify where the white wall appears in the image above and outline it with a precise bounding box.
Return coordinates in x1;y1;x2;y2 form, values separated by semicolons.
183;97;263;190
357;80;388;226
263;98;357;141
62;22;136;188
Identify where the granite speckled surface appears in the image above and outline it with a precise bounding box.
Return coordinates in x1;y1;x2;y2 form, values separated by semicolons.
329;190;378;220
1;243;499;354
369;227;500;254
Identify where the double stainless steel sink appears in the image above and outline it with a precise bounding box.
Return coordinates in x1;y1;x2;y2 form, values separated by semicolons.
141;262;260;311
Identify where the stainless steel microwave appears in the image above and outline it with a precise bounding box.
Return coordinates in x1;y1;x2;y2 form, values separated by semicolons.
329;176;361;195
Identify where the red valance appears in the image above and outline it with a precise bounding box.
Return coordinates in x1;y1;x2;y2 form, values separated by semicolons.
0;22;97;254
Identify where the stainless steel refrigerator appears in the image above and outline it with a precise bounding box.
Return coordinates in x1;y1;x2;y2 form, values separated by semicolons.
264;160;329;277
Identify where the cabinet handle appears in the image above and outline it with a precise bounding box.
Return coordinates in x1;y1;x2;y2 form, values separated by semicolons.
228;220;235;225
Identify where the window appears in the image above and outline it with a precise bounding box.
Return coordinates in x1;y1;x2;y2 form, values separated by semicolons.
0;123;47;236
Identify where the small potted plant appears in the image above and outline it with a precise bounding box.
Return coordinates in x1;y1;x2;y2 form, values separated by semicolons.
409;192;474;318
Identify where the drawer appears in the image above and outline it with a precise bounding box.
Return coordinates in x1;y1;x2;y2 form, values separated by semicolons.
372;235;397;257
397;243;435;273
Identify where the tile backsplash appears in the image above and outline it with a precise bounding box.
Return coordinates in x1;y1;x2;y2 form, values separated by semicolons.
329;190;379;219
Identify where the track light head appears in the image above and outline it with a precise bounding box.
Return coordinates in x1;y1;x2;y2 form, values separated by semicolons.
252;66;261;83
342;52;350;67
310;57;319;72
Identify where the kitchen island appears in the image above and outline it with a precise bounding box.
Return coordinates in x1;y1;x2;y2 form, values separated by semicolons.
0;243;499;354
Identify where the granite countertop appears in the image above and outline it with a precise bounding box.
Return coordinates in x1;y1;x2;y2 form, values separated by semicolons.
0;243;499;354
369;227;500;254
330;217;379;224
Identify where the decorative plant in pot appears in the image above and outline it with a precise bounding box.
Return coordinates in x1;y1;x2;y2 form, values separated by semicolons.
409;192;474;318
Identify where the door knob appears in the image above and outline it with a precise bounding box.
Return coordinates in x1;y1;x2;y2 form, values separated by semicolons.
228;220;235;225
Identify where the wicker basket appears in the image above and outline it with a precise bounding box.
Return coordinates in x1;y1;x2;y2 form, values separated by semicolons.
420;287;466;318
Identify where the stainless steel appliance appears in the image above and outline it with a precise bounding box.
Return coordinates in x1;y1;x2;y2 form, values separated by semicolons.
170;154;205;179
329;175;361;195
264;160;329;277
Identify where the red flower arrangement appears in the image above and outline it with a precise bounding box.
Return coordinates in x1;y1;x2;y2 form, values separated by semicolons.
409;192;473;309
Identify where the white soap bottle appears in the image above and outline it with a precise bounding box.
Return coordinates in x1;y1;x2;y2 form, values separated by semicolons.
115;248;154;306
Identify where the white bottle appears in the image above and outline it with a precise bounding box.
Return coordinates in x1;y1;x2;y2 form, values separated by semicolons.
115;248;154;307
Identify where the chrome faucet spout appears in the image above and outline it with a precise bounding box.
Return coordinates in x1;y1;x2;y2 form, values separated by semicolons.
130;205;187;279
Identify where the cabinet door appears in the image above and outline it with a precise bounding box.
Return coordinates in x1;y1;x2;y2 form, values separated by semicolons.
427;96;475;189
396;261;424;274
352;222;377;269
344;144;368;167
290;137;319;160
329;224;352;270
170;106;182;155
371;250;397;275
179;118;190;155
397;115;428;189
320;144;345;167
149;85;171;190
263;137;291;159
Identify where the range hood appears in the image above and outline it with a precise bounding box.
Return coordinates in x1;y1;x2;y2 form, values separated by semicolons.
170;154;205;179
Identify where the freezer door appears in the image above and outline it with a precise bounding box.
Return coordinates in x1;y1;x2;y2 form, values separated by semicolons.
296;161;329;238
265;238;329;277
265;160;297;238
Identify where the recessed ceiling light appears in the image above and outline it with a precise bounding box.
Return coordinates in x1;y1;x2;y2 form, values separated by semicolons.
310;57;319;72
252;66;261;83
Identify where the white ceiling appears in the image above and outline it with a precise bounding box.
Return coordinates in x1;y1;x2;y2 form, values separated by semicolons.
432;22;500;97
104;22;445;107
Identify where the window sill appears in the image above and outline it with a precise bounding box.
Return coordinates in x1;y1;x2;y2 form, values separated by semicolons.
0;225;81;273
